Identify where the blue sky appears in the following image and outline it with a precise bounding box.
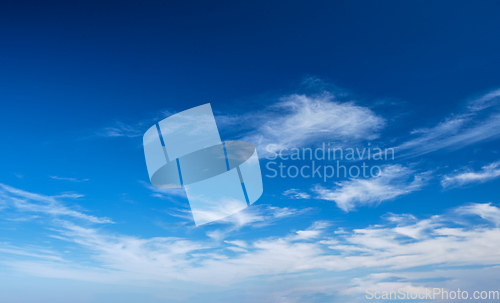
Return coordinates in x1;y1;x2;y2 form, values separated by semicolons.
2;1;500;302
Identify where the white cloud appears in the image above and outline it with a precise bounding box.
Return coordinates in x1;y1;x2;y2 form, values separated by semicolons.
382;212;417;223
97;110;175;138
456;203;500;226
0;244;63;262
98;121;146;138
396;89;500;157
313;164;431;212
467;88;500;112
3;203;500;290
50;176;89;182
282;189;311;199
441;161;500;189
398;113;500;157
142;181;187;200
2;193;500;302
241;93;385;156
204;205;312;241
52;193;85;199
310;208;500;273
0;184;112;224
224;240;248;248
143;179;311;232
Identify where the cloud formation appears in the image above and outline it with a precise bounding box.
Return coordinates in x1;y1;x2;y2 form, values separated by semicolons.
456;202;500;226
0;184;112;224
97;110;175;138
241;93;385;155
396;89;500;157
441;161;500;189
50;176;89;182
282;189;311;199
313;164;431;212
2;193;500;302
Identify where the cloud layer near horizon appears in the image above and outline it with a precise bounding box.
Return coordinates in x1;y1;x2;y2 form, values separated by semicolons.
1;183;500;302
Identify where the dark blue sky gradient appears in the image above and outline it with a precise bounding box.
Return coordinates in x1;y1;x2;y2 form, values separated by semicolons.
2;1;500;125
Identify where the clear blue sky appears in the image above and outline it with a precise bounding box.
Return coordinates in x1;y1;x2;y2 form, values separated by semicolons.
1;1;500;302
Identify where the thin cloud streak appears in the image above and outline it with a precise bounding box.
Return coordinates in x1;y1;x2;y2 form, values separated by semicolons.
96;110;175;138
50;176;89;182
282;189;311;199
313;164;431;212
395;89;500;158
0;184;113;224
441;161;500;189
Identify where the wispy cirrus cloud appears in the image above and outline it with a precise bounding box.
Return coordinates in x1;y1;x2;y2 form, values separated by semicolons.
98;121;146;138
456;202;500;226
221;205;311;228
0;244;64;262
282;188;311;199
143;178;311;232
50;176;89;182
441;161;500;189
204;204;313;241
239;93;385;156
141;181;187;200
0;184;112;224
313;205;500;272
466;89;500;112
96;110;175;138
52;193;85;199
2;200;500;302
396;89;500;158
313;164;431;212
